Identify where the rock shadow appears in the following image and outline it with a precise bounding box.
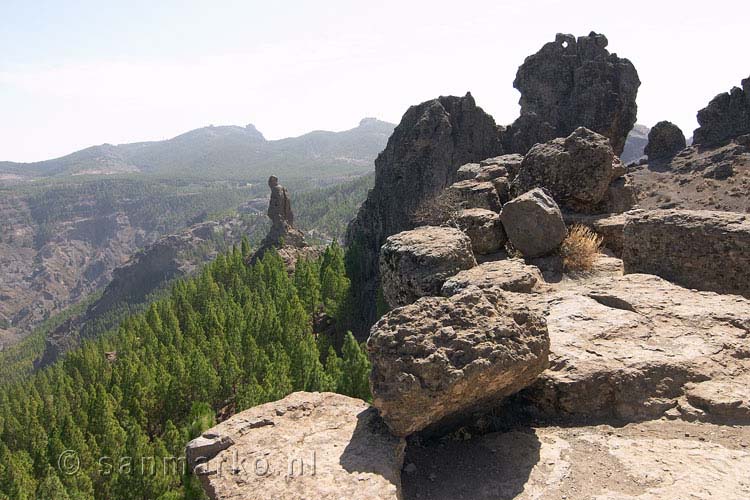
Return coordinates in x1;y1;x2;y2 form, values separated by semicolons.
401;428;541;500
339;408;404;487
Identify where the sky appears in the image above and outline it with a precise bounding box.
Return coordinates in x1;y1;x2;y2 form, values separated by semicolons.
1;0;748;162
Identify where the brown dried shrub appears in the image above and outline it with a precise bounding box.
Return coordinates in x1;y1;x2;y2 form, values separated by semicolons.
560;225;602;272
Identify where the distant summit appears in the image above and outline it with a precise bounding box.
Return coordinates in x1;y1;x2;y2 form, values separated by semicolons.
0;118;395;181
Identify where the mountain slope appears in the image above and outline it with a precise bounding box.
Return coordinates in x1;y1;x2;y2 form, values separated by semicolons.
0;118;394;180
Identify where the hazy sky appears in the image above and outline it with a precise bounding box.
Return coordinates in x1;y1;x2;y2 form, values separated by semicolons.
1;0;748;162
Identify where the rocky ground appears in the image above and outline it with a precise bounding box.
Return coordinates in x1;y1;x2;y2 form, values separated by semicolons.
403;419;750;500
629;137;750;213
183;32;750;500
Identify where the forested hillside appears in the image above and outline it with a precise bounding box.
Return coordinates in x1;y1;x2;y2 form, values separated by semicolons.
0;241;369;499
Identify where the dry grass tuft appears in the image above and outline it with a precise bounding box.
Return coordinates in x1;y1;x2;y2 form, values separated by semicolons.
560;225;603;272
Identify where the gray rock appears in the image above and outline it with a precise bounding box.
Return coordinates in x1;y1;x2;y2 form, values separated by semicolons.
645;121;687;160
500;188;567;258
703;162;734;180
455;163;482;181
345;93;505;337
478;154;524;180
379;226;477;308
694;75;750;146
511;127;617;212
599;175;639;213
622;209;750;298
368;288;549;436
455;208;507;255
509;32;641;155
445;179;502;212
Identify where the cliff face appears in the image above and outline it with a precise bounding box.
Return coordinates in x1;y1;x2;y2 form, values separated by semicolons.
36;217;258;366
345;93;505;336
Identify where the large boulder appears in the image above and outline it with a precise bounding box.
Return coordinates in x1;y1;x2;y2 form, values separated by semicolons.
500;189;567;258
345;93;505;337
368;288;549;437
693;75;750;146
455;208;507;255
645;121;687;160
509;32;641;155
379;226;477;308
622;209;750;298
511;127;618;212
187;392;406;500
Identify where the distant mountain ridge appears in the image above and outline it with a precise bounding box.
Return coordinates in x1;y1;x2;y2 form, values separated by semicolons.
0;118;395;180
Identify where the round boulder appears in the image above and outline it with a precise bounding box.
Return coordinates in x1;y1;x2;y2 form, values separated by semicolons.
645;121;686;160
500;188;567;258
379;226;477;308
455;208;507;255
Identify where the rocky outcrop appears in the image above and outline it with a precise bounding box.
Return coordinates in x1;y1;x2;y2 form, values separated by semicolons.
500;188;567;258
379;227;476;308
694;75;750;146
455;208;506;255
511;127;618;212
250;176;321;271
187;392;405;500
516;273;750;423
368;288;549;436
345;94;504;336
440;259;544;296
509;32;640;155
252;176;306;258
622;209;750;297
645;121;686;160
627;137;750;213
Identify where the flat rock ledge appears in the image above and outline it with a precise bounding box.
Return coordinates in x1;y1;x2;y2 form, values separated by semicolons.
186;392;405;500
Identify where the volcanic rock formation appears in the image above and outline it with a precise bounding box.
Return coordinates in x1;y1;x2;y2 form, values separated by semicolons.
508;32;640;155
345;93;504;337
251;176;320;269
694;75;750;146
